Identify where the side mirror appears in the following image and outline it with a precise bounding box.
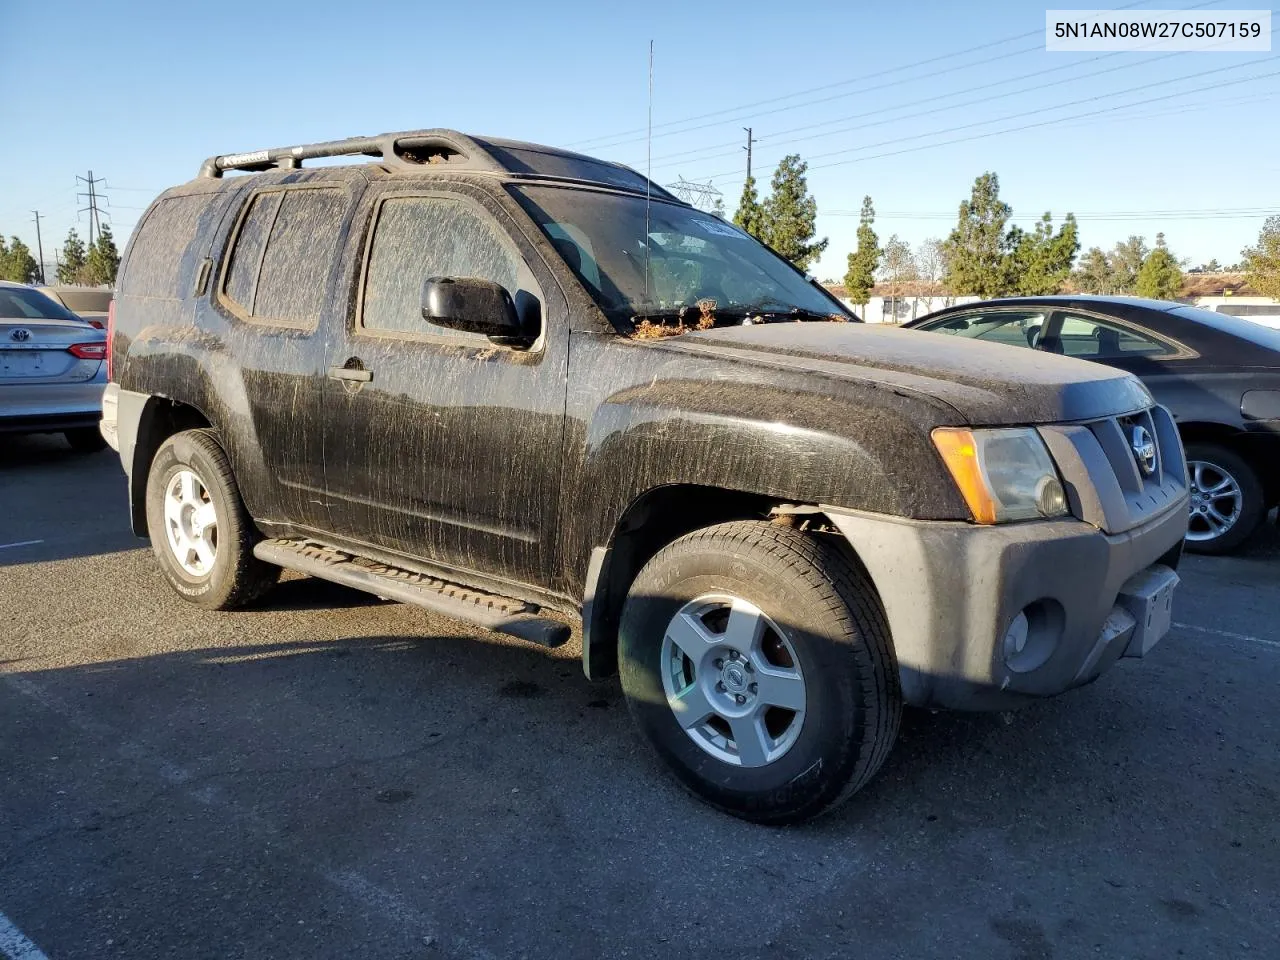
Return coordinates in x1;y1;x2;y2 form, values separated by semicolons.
421;277;534;346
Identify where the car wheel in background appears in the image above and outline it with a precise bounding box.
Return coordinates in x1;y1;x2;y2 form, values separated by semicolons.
1183;442;1265;555
64;427;107;453
618;520;901;824
144;428;279;609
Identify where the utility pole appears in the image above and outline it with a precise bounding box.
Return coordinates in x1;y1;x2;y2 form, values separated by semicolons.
743;127;756;181
31;210;46;284
77;170;108;248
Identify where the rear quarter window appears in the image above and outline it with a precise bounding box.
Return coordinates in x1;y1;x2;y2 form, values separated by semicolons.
123;195;218;299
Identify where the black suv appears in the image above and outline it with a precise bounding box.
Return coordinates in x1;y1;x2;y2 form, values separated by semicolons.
102;129;1188;823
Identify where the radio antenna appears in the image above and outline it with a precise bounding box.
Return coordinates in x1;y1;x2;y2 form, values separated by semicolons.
644;39;653;308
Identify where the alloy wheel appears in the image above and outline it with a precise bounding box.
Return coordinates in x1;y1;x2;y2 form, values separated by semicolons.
164;469;219;576
660;594;807;768
1187;459;1243;543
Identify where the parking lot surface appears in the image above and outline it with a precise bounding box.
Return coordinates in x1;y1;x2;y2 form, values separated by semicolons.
2;434;1278;960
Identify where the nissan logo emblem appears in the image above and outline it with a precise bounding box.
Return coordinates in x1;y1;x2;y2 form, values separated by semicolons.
1130;425;1157;477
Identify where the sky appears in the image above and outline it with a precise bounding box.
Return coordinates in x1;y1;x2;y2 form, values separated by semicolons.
1;0;1277;282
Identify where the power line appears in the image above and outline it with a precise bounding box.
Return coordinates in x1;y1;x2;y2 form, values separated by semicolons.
692;62;1280;184
637;45;1188;171
571;0;1215;152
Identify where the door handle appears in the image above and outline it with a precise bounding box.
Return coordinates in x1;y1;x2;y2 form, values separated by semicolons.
328;365;372;383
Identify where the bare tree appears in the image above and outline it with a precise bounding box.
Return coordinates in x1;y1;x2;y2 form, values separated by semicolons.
879;235;916;323
915;238;946;315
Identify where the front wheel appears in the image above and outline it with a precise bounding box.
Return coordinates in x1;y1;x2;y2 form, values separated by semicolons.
1184;442;1265;555
145;429;279;609
618;521;901;824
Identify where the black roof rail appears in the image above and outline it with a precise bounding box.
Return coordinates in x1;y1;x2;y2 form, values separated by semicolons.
197;129;506;179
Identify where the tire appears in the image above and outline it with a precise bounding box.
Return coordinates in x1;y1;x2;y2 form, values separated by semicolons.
144;429;279;609
64;427;107;453
1184;442;1265;555
618;520;901;824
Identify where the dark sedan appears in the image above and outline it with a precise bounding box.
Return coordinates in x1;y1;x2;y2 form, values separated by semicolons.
907;295;1280;554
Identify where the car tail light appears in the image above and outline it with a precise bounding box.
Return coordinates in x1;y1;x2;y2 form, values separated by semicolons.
68;342;108;360
106;299;116;380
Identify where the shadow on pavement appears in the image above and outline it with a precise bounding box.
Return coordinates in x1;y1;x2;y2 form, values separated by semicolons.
2;609;1276;959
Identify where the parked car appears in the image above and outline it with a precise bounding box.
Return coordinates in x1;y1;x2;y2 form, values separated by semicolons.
0;280;108;451
1194;298;1280;331
906;296;1280;554
101;129;1187;823
37;285;115;328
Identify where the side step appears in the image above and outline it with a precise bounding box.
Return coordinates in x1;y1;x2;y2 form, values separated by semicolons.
253;539;571;648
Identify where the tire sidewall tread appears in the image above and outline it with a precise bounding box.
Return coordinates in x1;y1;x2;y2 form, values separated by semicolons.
145;428;277;609
1184;442;1265;555
619;520;901;825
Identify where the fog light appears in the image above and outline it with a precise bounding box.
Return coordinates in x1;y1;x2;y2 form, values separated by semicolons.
1036;475;1068;518
1003;611;1030;660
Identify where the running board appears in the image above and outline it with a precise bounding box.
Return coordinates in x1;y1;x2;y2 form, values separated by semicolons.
253;539;571;648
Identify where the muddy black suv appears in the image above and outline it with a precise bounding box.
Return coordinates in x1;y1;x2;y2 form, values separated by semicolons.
102;129;1189;823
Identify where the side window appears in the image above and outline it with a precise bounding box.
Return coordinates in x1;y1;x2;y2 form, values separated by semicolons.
1054;313;1175;359
123;195;216;299
926;311;1046;348
221;187;347;326
223;193;280;313
361;196;520;338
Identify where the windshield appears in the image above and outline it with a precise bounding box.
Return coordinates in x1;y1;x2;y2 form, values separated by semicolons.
0;286;79;321
510;185;848;326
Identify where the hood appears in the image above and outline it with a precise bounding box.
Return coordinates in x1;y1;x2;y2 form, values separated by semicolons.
661;322;1153;426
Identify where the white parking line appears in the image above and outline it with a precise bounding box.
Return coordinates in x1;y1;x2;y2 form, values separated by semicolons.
0;911;50;960
0;540;43;551
1174;621;1280;650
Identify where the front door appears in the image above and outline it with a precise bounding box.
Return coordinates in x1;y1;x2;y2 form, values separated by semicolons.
320;183;569;590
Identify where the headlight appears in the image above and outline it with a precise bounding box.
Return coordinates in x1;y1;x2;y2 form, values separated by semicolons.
932;427;1069;524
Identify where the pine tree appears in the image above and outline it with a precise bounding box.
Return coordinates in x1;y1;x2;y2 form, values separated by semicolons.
942;173;1015;297
760;155;828;271
0;236;39;283
1242;215;1280;299
58;228;88;284
842;196;880;311
1011;213;1079;295
1136;233;1183;300
733;175;765;241
85;224;121;286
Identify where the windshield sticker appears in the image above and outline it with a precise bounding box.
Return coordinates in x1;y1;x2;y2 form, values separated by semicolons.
692;217;747;239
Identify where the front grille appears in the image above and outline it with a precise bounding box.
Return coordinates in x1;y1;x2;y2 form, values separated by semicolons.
1038;405;1187;535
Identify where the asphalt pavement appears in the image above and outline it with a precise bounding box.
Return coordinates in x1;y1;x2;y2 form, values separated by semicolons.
2;433;1277;960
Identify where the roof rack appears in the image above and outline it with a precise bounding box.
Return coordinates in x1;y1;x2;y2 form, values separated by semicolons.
197;129;505;179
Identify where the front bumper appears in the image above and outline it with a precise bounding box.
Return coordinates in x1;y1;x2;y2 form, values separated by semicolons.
824;500;1187;710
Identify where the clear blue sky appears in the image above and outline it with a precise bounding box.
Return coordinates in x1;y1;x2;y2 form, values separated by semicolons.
1;0;1276;280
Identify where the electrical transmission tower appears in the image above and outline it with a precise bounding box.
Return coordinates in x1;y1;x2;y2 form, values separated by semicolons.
77;170;109;247
664;177;724;213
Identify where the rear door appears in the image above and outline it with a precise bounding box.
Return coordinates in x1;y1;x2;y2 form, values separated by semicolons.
0;287;104;386
209;181;359;530
320;182;570;589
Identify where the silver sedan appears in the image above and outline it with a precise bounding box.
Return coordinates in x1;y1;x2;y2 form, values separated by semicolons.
1;281;109;452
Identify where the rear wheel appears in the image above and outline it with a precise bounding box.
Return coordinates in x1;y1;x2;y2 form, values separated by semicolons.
145;429;278;609
618;520;901;824
1184;442;1265;555
64;427;106;453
